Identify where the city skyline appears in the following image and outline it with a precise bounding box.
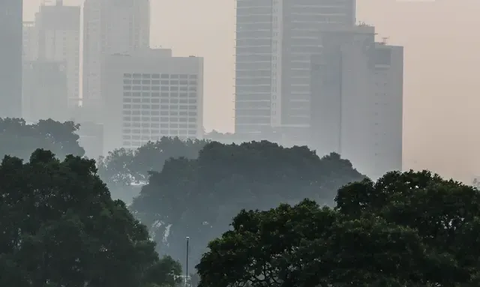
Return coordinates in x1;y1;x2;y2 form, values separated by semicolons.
22;0;480;182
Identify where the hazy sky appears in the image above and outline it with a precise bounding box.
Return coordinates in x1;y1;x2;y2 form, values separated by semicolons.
24;0;480;182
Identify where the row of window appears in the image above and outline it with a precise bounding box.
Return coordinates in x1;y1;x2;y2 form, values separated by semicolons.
123;92;197;99
123;127;197;135
123;100;197;109
123;79;197;85
124;73;198;79
122;120;198;129
123;122;197;130
123;115;197;122
123;86;197;92
123;106;196;114
122;112;198;121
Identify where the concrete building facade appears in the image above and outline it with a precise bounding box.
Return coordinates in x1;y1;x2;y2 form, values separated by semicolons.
83;0;150;119
101;49;203;154
22;21;38;62
0;0;23;118
234;0;355;144
310;25;403;179
35;1;81;109
22;60;69;123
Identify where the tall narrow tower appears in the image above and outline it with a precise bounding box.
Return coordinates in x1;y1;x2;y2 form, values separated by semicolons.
234;0;355;144
82;0;150;121
0;0;23;118
35;0;81;109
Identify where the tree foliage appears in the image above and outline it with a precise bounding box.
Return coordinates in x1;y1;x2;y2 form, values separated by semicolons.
0;149;181;287
196;170;480;287
0;118;84;160
97;137;208;203
130;141;363;265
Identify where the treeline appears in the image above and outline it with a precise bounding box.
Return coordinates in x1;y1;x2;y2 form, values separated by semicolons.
0;149;182;287
129;141;364;263
0;118;84;160
197;171;480;286
9;118;479;286
0;118;365;264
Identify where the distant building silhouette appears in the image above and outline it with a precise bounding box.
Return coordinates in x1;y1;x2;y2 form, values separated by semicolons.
35;1;81;110
22;21;38;62
83;0;150;121
22;60;68;123
234;0;356;144
0;0;23;118
101;49;204;154
310;25;403;179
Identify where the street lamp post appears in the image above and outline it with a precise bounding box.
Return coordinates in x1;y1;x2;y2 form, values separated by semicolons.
185;236;190;287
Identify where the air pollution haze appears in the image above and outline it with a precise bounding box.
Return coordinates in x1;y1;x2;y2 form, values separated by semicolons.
23;0;480;182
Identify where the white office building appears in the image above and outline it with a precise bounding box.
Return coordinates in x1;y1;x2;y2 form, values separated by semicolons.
35;0;80;108
83;0;150;118
101;49;204;154
310;25;403;179
235;0;356;144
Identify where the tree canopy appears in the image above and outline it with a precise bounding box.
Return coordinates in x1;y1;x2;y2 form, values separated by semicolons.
0;149;181;287
196;170;480;287
0;118;84;160
130;141;363;265
98;137;208;203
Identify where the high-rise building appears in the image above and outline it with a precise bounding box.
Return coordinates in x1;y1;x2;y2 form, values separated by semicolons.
83;0;150;118
234;0;355;144
22;60;68;123
310;25;403;179
22;22;38;62
0;0;23;118
101;49;203;154
35;0;81;109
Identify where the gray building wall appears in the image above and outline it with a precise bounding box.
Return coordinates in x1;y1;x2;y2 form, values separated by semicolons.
35;2;81;109
83;0;150;121
0;0;23;118
22;60;69;123
310;25;403;179
234;0;355;144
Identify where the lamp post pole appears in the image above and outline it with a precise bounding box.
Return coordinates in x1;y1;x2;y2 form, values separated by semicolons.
185;236;190;287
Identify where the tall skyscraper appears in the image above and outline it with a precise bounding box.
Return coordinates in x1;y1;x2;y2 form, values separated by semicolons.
234;0;355;144
310;25;403;179
83;0;150;119
35;0;81;109
22;21;38;62
0;0;23;118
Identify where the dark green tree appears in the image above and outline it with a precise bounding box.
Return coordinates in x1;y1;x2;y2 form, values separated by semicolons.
196;200;434;287
335;170;480;285
196;170;480;287
131;141;363;264
0;149;181;287
0;118;84;160
98;137;208;203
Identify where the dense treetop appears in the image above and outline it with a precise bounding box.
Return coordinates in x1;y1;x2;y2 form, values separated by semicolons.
98;137;208;202
197;170;480;287
0;118;84;160
0;149;181;287
130;140;364;264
